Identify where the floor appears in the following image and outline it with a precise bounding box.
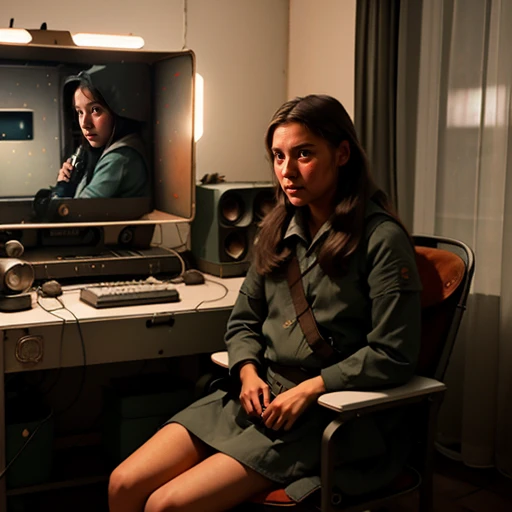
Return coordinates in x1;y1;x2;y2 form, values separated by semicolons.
389;452;512;512
7;451;512;511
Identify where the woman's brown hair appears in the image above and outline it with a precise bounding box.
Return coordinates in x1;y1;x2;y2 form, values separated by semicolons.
253;94;396;276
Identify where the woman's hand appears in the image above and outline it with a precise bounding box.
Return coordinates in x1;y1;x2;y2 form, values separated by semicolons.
261;376;326;431
239;363;271;417
58;159;73;182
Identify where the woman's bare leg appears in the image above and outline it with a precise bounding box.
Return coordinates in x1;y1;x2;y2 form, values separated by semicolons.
144;452;274;512
109;423;212;512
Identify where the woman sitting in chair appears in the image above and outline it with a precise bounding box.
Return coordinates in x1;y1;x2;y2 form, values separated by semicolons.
108;94;422;512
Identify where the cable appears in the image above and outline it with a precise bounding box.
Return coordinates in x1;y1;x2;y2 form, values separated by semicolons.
160;246;186;277
0;408;54;481
0;294;59;481
0;294;59;478
36;289;66;375
158;222;189;252
35;292;87;416
54;296;88;416
170;223;188;251
193;278;229;312
40;366;63;397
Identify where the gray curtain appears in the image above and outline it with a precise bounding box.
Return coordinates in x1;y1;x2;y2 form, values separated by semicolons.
355;0;423;230
413;0;512;477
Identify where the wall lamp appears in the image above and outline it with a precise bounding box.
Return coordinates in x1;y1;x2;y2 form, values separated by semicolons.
0;28;145;49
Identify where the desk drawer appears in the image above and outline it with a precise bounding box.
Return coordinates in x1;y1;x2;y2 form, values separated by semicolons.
2;309;231;373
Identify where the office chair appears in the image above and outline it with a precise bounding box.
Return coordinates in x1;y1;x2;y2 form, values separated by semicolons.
211;234;475;512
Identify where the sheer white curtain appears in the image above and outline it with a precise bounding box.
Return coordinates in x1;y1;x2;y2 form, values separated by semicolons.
413;0;512;477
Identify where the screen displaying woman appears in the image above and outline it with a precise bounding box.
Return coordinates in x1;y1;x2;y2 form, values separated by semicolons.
53;70;149;199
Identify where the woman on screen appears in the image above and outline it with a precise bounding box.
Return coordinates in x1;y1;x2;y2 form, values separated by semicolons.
54;70;149;199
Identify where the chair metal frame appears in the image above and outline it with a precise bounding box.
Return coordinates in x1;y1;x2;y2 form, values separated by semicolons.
211;234;475;512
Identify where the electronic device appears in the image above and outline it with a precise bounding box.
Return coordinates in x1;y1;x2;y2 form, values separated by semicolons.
0;41;195;226
0;258;34;294
40;280;63;298
182;269;205;285
69;145;85;169
79;279;180;308
0;258;34;312
0;38;196;279
24;245;183;283
52;145;86;199
0;240;24;258
192;183;275;277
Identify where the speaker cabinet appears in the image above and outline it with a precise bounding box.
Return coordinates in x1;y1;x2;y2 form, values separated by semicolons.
192;183;275;277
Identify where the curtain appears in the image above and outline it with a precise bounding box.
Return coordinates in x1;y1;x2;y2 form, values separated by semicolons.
355;0;400;207
355;0;423;229
413;0;512;477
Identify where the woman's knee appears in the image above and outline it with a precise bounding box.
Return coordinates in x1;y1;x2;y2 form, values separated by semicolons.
144;486;181;512
109;462;144;502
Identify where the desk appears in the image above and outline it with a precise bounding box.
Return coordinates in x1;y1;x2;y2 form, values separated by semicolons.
0;275;244;511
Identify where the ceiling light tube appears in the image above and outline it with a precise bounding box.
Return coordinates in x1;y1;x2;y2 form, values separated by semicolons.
0;29;32;44
71;33;144;49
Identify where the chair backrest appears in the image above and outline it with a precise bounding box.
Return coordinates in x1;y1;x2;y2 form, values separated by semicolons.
413;235;475;381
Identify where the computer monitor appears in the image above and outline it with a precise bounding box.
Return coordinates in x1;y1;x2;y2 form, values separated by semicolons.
0;41;196;238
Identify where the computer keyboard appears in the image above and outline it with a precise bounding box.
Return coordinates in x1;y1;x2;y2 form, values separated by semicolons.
79;278;180;308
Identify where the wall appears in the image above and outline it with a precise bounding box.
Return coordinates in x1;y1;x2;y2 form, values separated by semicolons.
187;0;288;183
288;0;356;118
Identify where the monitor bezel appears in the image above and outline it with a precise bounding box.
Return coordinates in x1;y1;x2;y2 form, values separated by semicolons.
0;42;197;230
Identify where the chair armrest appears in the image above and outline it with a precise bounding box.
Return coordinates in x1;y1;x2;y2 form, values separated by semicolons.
317;376;446;413
211;351;229;369
211;352;445;414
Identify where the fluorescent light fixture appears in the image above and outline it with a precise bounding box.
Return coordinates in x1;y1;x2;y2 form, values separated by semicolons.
0;28;32;44
71;33;144;49
194;73;204;142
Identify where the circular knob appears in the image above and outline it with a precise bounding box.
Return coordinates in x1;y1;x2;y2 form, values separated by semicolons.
15;335;44;364
58;204;70;217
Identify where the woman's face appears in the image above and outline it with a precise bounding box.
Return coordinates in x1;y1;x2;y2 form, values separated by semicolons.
271;122;349;214
74;87;114;148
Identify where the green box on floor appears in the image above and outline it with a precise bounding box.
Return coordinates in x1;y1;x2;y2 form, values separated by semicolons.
103;373;195;464
5;401;54;489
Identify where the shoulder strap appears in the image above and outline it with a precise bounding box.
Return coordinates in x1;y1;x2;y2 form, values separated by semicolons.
286;256;334;360
286;211;393;361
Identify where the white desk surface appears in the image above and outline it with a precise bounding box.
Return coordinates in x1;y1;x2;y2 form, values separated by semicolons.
0;275;245;329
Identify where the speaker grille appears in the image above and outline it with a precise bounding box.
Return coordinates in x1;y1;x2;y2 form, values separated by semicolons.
253;190;276;221
223;230;248;261
219;193;245;225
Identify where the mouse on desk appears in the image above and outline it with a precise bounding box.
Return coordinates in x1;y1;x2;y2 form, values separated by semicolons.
182;269;205;285
40;280;63;298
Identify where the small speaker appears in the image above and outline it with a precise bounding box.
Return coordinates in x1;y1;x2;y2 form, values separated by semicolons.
0;240;24;258
0;259;35;295
0;258;35;312
192;182;275;277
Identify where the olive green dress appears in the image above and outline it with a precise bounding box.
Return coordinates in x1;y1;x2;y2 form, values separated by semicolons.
168;201;422;501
